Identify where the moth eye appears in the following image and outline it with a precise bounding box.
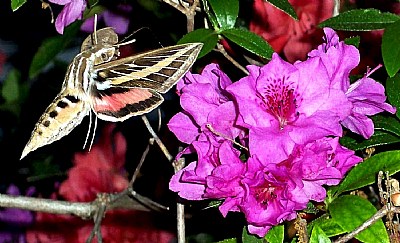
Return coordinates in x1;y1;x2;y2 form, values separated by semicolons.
101;53;109;61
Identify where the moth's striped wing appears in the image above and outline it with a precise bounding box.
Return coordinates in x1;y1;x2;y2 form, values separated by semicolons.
94;43;203;93
90;42;203;121
21;93;90;159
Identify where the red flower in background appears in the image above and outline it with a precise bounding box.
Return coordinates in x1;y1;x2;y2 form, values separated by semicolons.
26;125;175;243
0;50;6;76
59;124;128;202
250;0;334;63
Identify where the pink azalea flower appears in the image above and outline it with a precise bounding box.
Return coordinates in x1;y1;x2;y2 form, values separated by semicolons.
250;0;334;62
168;42;364;237
49;0;87;34
169;139;243;200
309;28;396;138
227;53;352;162
171;136;361;237
168;63;245;149
237;138;360;236
168;64;247;199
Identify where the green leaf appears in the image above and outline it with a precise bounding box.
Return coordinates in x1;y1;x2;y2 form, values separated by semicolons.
267;0;298;20
216;239;237;243
340;130;400;151
372;115;400;137
2;69;20;103
382;20;400;77
310;216;345;237
387;74;400;119
29;22;80;79
222;28;273;59
83;5;106;19
208;0;239;29
242;227;263;243
330;195;389;243
319;9;400;31
334;151;400;195
310;226;331;243
178;28;218;58
11;0;26;11
27;156;65;182
0;68;29;116
265;225;284;243
344;36;360;48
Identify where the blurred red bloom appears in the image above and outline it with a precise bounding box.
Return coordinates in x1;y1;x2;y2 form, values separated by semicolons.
0;50;6;76
26;125;175;243
59;124;128;202
250;0;334;62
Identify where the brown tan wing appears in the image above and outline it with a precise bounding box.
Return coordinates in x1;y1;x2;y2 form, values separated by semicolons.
21;93;90;159
93;43;203;93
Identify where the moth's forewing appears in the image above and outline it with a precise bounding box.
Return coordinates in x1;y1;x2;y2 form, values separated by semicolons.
94;43;203;93
21;94;90;159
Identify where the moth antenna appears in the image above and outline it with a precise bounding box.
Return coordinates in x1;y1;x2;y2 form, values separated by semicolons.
115;27;162;48
113;38;136;47
93;14;98;45
83;110;93;149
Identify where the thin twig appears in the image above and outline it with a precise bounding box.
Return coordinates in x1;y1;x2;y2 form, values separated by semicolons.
186;0;200;32
128;188;169;212
162;0;199;32
333;206;400;243
173;156;187;243
141;115;187;242
129;140;153;187
161;0;201;14
216;43;249;75
162;0;187;14
0;189;164;217
141;115;173;161
0;193;94;218
87;200;107;243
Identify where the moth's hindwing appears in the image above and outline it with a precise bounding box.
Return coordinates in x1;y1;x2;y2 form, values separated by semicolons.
21;94;90;159
92;87;164;122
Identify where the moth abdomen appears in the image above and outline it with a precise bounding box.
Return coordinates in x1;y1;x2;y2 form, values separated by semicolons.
20;94;90;159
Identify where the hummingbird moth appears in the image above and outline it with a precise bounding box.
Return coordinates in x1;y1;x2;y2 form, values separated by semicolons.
21;27;203;159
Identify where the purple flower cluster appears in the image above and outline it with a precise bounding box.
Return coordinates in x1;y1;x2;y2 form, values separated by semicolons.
168;28;396;237
0;185;35;242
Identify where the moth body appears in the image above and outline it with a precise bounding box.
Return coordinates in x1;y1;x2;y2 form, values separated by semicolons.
21;27;203;159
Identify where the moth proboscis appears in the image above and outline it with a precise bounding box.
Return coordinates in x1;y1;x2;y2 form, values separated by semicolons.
21;27;203;159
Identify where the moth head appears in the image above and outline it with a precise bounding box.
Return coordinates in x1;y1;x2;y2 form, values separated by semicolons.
91;45;119;65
